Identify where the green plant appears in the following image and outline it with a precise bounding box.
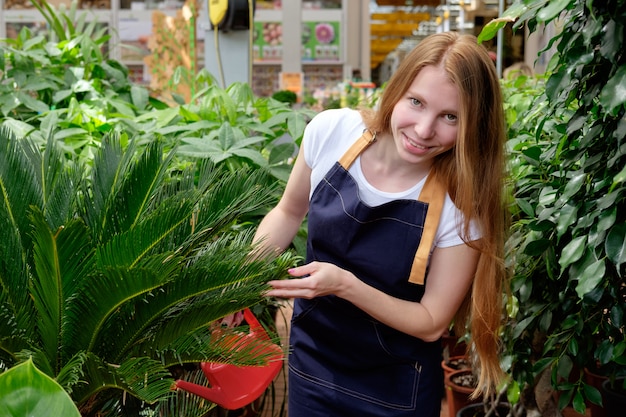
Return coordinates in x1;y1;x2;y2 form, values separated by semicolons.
0;359;81;417
481;0;626;415
0;128;297;416
0;0;164;165
271;90;298;105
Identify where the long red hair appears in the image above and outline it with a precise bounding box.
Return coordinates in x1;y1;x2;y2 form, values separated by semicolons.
361;32;508;397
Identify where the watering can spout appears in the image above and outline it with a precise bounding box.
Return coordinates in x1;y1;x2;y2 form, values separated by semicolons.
174;308;284;410
173;379;227;406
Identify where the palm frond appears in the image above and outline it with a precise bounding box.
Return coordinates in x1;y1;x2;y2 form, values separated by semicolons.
21;134;80;229
28;207;64;368
56;351;88;394
108;139;175;233
0;127;42;259
95;196;198;268
155;368;216;417
94;233;294;362
72;353;173;406
81;135;135;240
69;265;178;354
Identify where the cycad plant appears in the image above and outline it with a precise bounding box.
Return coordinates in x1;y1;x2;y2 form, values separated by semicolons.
0;127;296;415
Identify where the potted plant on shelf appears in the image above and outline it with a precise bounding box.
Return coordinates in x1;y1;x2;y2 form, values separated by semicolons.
479;0;626;415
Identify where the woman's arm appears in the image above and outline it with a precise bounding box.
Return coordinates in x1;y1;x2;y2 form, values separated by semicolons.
252;145;311;255
265;243;479;341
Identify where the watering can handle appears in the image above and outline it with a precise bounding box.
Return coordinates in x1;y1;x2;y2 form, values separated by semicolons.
243;308;269;341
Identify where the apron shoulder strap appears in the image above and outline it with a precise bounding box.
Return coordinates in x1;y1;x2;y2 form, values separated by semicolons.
409;172;446;285
338;130;376;169
337;130;446;286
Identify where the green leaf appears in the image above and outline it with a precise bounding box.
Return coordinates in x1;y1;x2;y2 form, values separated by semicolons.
559;236;587;269
0;359;81;417
583;383;603;407
557;355;573;379
611;164;626;191
556;204;577;238
537;0;572;22
599;20;622;61
268;142;296;165
477;18;510;43
575;259;605;298
572;390;586;414
605;223;626;268
600;65;626;115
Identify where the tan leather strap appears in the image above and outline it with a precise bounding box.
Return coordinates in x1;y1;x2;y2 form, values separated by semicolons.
338;130;376;169
409;172;446;285
336;130;446;286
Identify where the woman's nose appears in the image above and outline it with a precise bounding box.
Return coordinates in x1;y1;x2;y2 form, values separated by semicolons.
414;115;435;139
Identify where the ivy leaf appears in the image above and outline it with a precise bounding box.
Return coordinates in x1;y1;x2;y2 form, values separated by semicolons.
575;259;605;298
600;65;626;115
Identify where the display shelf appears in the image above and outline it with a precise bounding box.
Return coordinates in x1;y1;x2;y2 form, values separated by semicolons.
1;0;366;95
250;0;362;96
251;63;281;97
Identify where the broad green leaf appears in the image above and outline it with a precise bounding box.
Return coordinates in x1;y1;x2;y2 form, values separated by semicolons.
600;20;621;61
556;204;577;238
16;91;49;114
559;236;586;269
477;18;512;43
575;259;605;298
600;65;626;115
268;142;296;165
605;222;626;268
131;85;150;110
572;391;586;415
537;0;572;22
557;355;573;379
582;383;603;407
0;359;81;417
611;164;626;191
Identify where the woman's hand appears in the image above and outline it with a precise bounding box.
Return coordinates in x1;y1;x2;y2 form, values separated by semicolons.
265;261;354;299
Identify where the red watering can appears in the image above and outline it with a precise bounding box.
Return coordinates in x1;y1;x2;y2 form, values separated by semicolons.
173;308;284;410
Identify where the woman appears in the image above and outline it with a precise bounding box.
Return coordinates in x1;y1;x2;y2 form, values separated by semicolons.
253;32;508;417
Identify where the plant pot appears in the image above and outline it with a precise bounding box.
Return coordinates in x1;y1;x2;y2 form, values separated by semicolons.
442;355;471;379
445;369;480;417
456;402;511;417
601;377;626;416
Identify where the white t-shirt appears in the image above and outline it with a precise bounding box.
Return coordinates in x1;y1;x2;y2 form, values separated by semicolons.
303;108;479;248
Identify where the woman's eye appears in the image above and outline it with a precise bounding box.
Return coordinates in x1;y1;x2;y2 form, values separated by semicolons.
445;114;457;122
410;98;422;106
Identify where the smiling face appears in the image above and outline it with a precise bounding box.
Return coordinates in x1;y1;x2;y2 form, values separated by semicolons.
389;65;460;167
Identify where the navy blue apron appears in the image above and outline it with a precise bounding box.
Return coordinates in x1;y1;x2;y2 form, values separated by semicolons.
288;131;445;417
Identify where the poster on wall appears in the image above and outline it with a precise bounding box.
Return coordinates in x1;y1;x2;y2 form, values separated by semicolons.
253;21;283;61
302;21;341;61
253;20;341;62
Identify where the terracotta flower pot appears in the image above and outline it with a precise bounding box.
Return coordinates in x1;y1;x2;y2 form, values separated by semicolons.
456;402;511;417
442;355;471;379
444;369;480;417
